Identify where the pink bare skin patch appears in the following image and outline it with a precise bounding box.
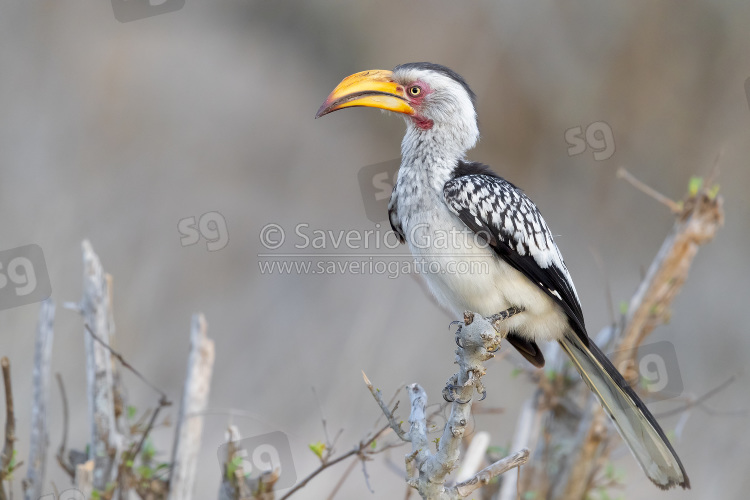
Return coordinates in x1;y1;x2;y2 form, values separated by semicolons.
413;116;434;130
405;79;434;130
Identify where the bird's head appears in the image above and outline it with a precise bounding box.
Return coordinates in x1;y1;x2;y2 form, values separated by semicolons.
316;62;479;154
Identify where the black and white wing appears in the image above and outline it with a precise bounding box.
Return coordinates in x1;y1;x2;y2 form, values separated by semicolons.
443;163;588;342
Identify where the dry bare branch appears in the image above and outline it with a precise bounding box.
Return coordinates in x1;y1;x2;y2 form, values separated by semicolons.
22;299;56;500
80;240;122;490
363;371;408;442
455;448;529;497
168;313;215;500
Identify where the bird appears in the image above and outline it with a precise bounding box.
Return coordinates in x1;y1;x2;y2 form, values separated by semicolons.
315;62;689;490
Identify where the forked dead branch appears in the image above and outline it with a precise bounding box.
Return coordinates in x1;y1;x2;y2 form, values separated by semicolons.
366;311;530;500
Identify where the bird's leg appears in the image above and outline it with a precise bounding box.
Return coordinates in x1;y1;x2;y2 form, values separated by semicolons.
486;306;524;339
486;305;525;324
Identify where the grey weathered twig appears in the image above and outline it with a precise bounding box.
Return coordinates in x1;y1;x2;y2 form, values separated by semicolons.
22;299;56;500
455;431;490;483
80;240;122;490
363;371;408;441
455;448;529;497
168;313;215;500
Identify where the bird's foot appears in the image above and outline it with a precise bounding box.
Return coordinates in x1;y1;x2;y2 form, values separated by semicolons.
442;383;471;404
486;306;525;336
442;370;486;404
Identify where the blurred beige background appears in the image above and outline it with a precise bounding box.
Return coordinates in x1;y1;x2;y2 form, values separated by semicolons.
1;0;749;498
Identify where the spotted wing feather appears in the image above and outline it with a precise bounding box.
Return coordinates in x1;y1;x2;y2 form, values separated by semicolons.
443;168;587;341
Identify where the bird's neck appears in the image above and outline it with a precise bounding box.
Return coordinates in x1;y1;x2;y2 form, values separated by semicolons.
398;122;470;194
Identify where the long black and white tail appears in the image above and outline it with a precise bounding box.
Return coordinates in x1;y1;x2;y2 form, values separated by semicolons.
559;333;690;489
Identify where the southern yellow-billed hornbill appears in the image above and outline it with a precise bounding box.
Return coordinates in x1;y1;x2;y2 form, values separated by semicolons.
316;62;689;490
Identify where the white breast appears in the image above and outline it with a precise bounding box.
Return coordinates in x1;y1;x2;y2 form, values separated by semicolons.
401;202;569;343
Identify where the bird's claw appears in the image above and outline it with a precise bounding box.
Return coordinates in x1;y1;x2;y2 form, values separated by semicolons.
442;384;471;404
478;390;487;402
487;343;500;353
450;321;464;348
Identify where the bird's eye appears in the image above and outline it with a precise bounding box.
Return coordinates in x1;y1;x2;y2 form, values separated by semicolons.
408;86;422;96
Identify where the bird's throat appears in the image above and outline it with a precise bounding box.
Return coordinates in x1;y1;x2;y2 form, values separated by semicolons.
412;116;434;130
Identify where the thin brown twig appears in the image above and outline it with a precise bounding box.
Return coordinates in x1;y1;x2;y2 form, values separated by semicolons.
0;357;15;500
0;358;14;475
54;374;75;479
131;396;172;459
84;322;169;402
311;387;333;452
703;148;723;192
279;422;391;500
617;167;682;213
654;375;739;418
589;246;616;327
325;456;358;500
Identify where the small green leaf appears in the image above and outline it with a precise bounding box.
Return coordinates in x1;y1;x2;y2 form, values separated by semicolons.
545;370;557;382
708;184;720;200
127;405;137;420
510;368;523;379
688;176;703;196
370;440;377;450
619;301;628;316
227;456;243;479
605;462;616;479
142;438;156;462
137;465;153;479
309;441;326;460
